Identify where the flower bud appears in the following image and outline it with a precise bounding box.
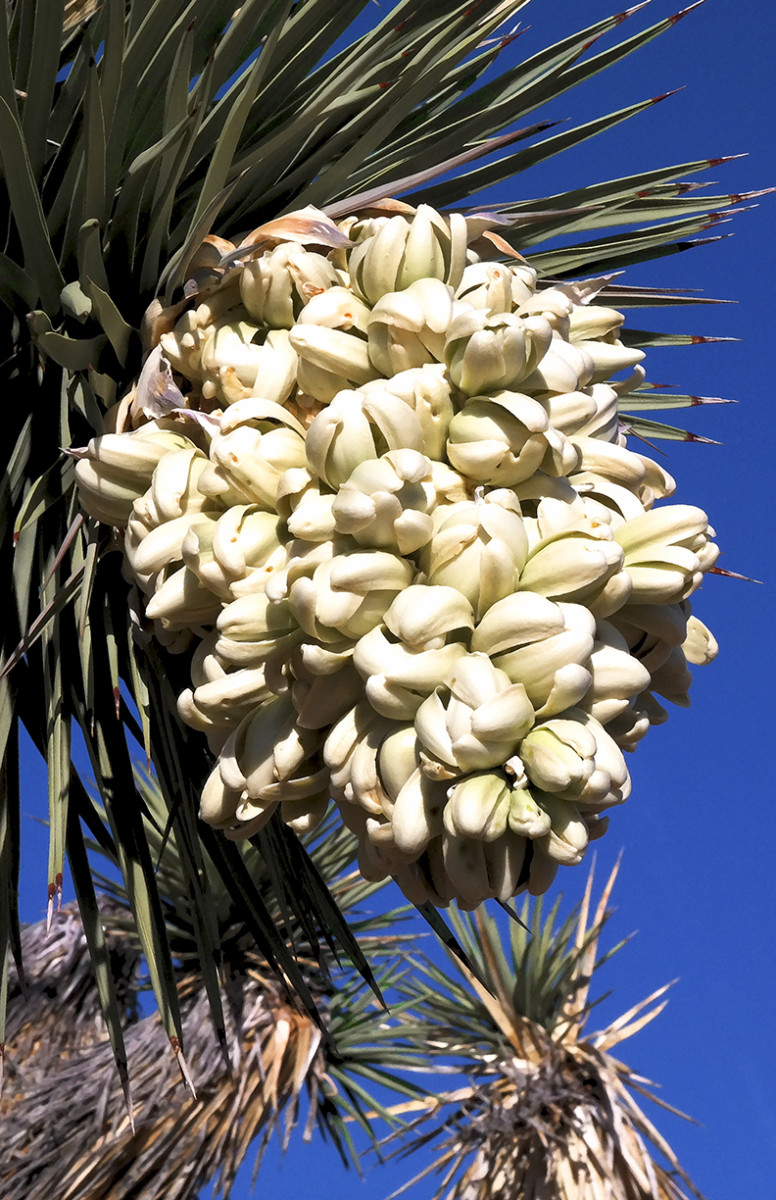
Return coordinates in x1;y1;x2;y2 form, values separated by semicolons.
520;718;597;795
443;771;512;841
276;468;337;542
239;243;339;328
446;391;557;486
367;278;453;375
574;338;644;385
445;307;553;395
144;564;221;629
415;652;534;777
288;322;377;394
353;586;474;720
534;794;589;865
332;448;437;554
579;620;651;724
218;695;328;812
567;304;625;342
517;287;574;337
420;490;529;620
295;285;372;335
349;205;468;304
507;787;553;839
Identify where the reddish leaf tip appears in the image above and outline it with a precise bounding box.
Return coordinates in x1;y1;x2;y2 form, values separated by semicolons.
709;565;763;584
617;1;653;23
670;0;706;23
708;153;748;167
684;432;721;444
652;87;684;103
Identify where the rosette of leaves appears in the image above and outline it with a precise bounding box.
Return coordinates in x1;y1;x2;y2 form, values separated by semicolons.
381;863;705;1200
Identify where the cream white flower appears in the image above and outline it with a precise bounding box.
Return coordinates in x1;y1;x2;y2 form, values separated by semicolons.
446;391;573;486
331;449;438;554
205;398;308;509
287;548;414;643
414;652;534;777
472;594;595;717
305;386;424;488
445;307;553;395
420;490;529;621
239;242;340;328
349;205;468;304
367;278;453;376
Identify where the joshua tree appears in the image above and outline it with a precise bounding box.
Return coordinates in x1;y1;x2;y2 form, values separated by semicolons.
0;2;755;1195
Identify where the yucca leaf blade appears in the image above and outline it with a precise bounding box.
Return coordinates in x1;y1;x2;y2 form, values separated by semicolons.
0;96;65;311
66;800;134;1117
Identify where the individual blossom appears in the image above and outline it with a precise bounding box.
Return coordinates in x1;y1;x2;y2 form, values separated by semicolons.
413;652;534;778
577;620;652;725
199;319;298;406
519;336;594;395
180;505;287;600
519;709;631;810
204;695;330;838
358;364;456;461
304;386;425;489
367;278;454;376
517;528;631;617
239;242;340;328
331;449;440;554
472;593;596;718
614;504;719;604
290;287;375;402
177;632;278;740
286;546;415;643
348;205;468;304
419;489;529;621
455;261;514;314
445;306;553;395
353;585;474;719
446;391;576;487
73;424;201;527
201;397;308;509
275;468;337;543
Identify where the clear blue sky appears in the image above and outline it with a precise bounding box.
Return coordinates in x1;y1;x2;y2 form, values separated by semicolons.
16;2;776;1197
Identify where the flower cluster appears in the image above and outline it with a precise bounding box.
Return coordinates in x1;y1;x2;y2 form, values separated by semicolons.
74;202;718;908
